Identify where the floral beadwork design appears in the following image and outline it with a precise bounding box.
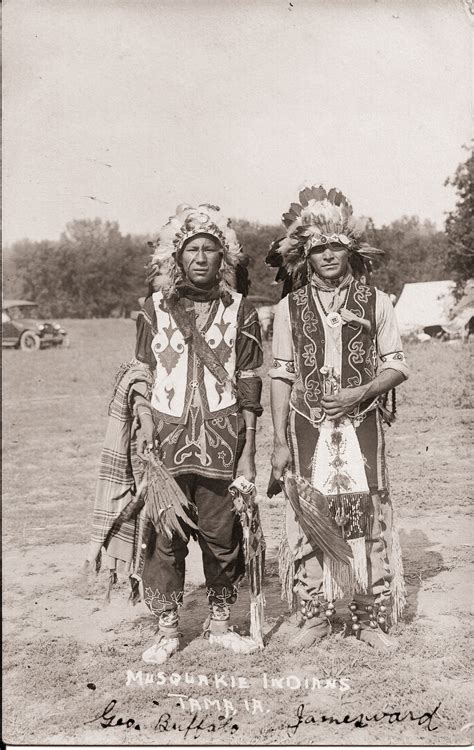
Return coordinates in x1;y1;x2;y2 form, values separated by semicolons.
144;587;184;616
206;585;239;607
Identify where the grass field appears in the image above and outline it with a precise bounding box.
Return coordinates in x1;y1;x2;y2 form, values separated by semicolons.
3;319;473;745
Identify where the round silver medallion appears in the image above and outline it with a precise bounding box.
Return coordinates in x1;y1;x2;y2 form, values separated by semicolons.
326;312;342;328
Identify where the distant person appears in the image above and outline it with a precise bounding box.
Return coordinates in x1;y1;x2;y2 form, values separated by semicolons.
267;185;408;651
88;204;263;663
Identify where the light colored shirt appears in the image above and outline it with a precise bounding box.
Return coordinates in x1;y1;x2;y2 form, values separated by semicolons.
269;285;409;381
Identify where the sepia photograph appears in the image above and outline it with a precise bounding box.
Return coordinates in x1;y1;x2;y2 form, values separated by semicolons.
2;0;473;746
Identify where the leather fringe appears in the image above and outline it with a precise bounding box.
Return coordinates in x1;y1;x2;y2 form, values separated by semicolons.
278;534;296;611
322;536;368;599
349;536;369;593
250;594;265;649
248;553;265;647
388;524;406;624
323;554;354;600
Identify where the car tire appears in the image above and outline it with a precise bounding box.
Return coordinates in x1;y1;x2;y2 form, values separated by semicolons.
61;335;71;349
19;331;41;351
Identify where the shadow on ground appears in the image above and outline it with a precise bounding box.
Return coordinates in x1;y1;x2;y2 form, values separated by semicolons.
179;569;289;647
400;528;445;623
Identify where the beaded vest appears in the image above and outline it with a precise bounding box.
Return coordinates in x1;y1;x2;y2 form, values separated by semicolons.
150;290;241;423
288;280;377;424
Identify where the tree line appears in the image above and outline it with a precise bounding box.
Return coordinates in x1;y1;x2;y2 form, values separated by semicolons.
4;149;472;318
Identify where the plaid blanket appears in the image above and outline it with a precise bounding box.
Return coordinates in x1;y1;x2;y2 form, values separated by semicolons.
87;360;153;571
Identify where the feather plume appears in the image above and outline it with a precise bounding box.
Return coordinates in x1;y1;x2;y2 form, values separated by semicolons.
290;201;302;216
284;472;353;565
266;237;286;267
299;186;313;207
358;243;385;258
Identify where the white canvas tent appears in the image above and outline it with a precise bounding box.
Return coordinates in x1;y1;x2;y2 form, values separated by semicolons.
445;279;474;336
394;280;456;336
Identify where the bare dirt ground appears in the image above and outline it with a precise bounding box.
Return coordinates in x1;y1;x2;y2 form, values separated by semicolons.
3;319;473;745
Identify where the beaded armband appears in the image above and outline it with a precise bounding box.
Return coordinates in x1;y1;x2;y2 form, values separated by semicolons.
380;351;406;364
268;357;296;382
237;369;259;379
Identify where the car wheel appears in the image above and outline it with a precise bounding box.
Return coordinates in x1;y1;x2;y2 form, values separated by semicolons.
61;335;71;348
19;331;41;351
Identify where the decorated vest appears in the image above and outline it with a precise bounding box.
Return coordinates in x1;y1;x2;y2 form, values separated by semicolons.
288;280;377;424
150;290;242;423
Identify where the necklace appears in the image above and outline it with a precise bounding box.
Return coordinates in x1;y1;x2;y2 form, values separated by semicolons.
314;286;349;328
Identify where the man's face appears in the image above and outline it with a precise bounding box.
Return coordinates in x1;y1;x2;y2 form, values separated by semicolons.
308;243;349;280
180;234;223;288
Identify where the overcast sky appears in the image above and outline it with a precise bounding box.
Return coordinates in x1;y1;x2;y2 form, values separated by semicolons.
3;0;472;246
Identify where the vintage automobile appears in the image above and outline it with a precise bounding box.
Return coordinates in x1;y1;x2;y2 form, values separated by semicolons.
2;300;70;351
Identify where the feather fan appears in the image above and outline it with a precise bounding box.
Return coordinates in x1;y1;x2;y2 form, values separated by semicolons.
145;451;198;540
284;472;353;565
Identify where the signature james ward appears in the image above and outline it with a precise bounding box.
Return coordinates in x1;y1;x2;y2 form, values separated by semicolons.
287;701;441;735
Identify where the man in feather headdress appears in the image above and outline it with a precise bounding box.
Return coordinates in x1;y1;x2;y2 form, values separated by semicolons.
267;186;408;650
88;204;263;663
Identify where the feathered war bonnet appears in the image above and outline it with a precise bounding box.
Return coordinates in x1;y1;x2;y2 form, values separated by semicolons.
147;203;249;298
266;185;383;295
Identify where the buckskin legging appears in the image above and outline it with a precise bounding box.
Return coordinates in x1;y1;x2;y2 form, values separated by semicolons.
141;474;245;617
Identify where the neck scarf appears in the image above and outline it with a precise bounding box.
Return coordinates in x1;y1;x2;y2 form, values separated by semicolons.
175;279;221;302
311;271;353;313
